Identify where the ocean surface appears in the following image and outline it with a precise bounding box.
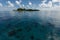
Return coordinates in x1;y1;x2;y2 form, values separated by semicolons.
0;11;60;40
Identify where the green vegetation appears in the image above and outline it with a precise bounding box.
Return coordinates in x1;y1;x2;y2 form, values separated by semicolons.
16;8;40;11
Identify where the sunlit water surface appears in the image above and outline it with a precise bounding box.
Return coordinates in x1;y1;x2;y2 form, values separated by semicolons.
0;11;60;40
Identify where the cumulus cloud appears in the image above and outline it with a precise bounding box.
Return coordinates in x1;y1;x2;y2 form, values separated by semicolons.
52;0;60;2
15;0;22;7
39;0;52;8
26;1;33;9
7;1;14;7
0;3;3;7
15;1;20;5
15;0;22;5
39;0;47;7
47;1;52;7
42;0;47;3
39;0;49;8
29;2;32;5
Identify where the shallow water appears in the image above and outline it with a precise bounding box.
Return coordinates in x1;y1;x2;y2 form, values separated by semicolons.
0;11;60;40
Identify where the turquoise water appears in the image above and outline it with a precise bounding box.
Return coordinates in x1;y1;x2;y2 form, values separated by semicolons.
0;11;60;40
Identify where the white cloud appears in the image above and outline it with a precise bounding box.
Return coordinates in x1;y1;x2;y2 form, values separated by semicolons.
29;2;32;5
39;1;47;7
15;1;20;5
15;0;22;7
52;0;60;2
15;0;22;5
42;0;47;3
0;3;3;7
27;1;32;8
7;1;14;7
39;0;52;8
47;1;52;7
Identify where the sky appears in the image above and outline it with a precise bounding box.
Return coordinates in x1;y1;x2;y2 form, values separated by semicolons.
0;0;52;7
0;0;60;11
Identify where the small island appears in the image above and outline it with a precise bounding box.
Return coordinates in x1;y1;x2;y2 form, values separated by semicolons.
14;8;40;11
